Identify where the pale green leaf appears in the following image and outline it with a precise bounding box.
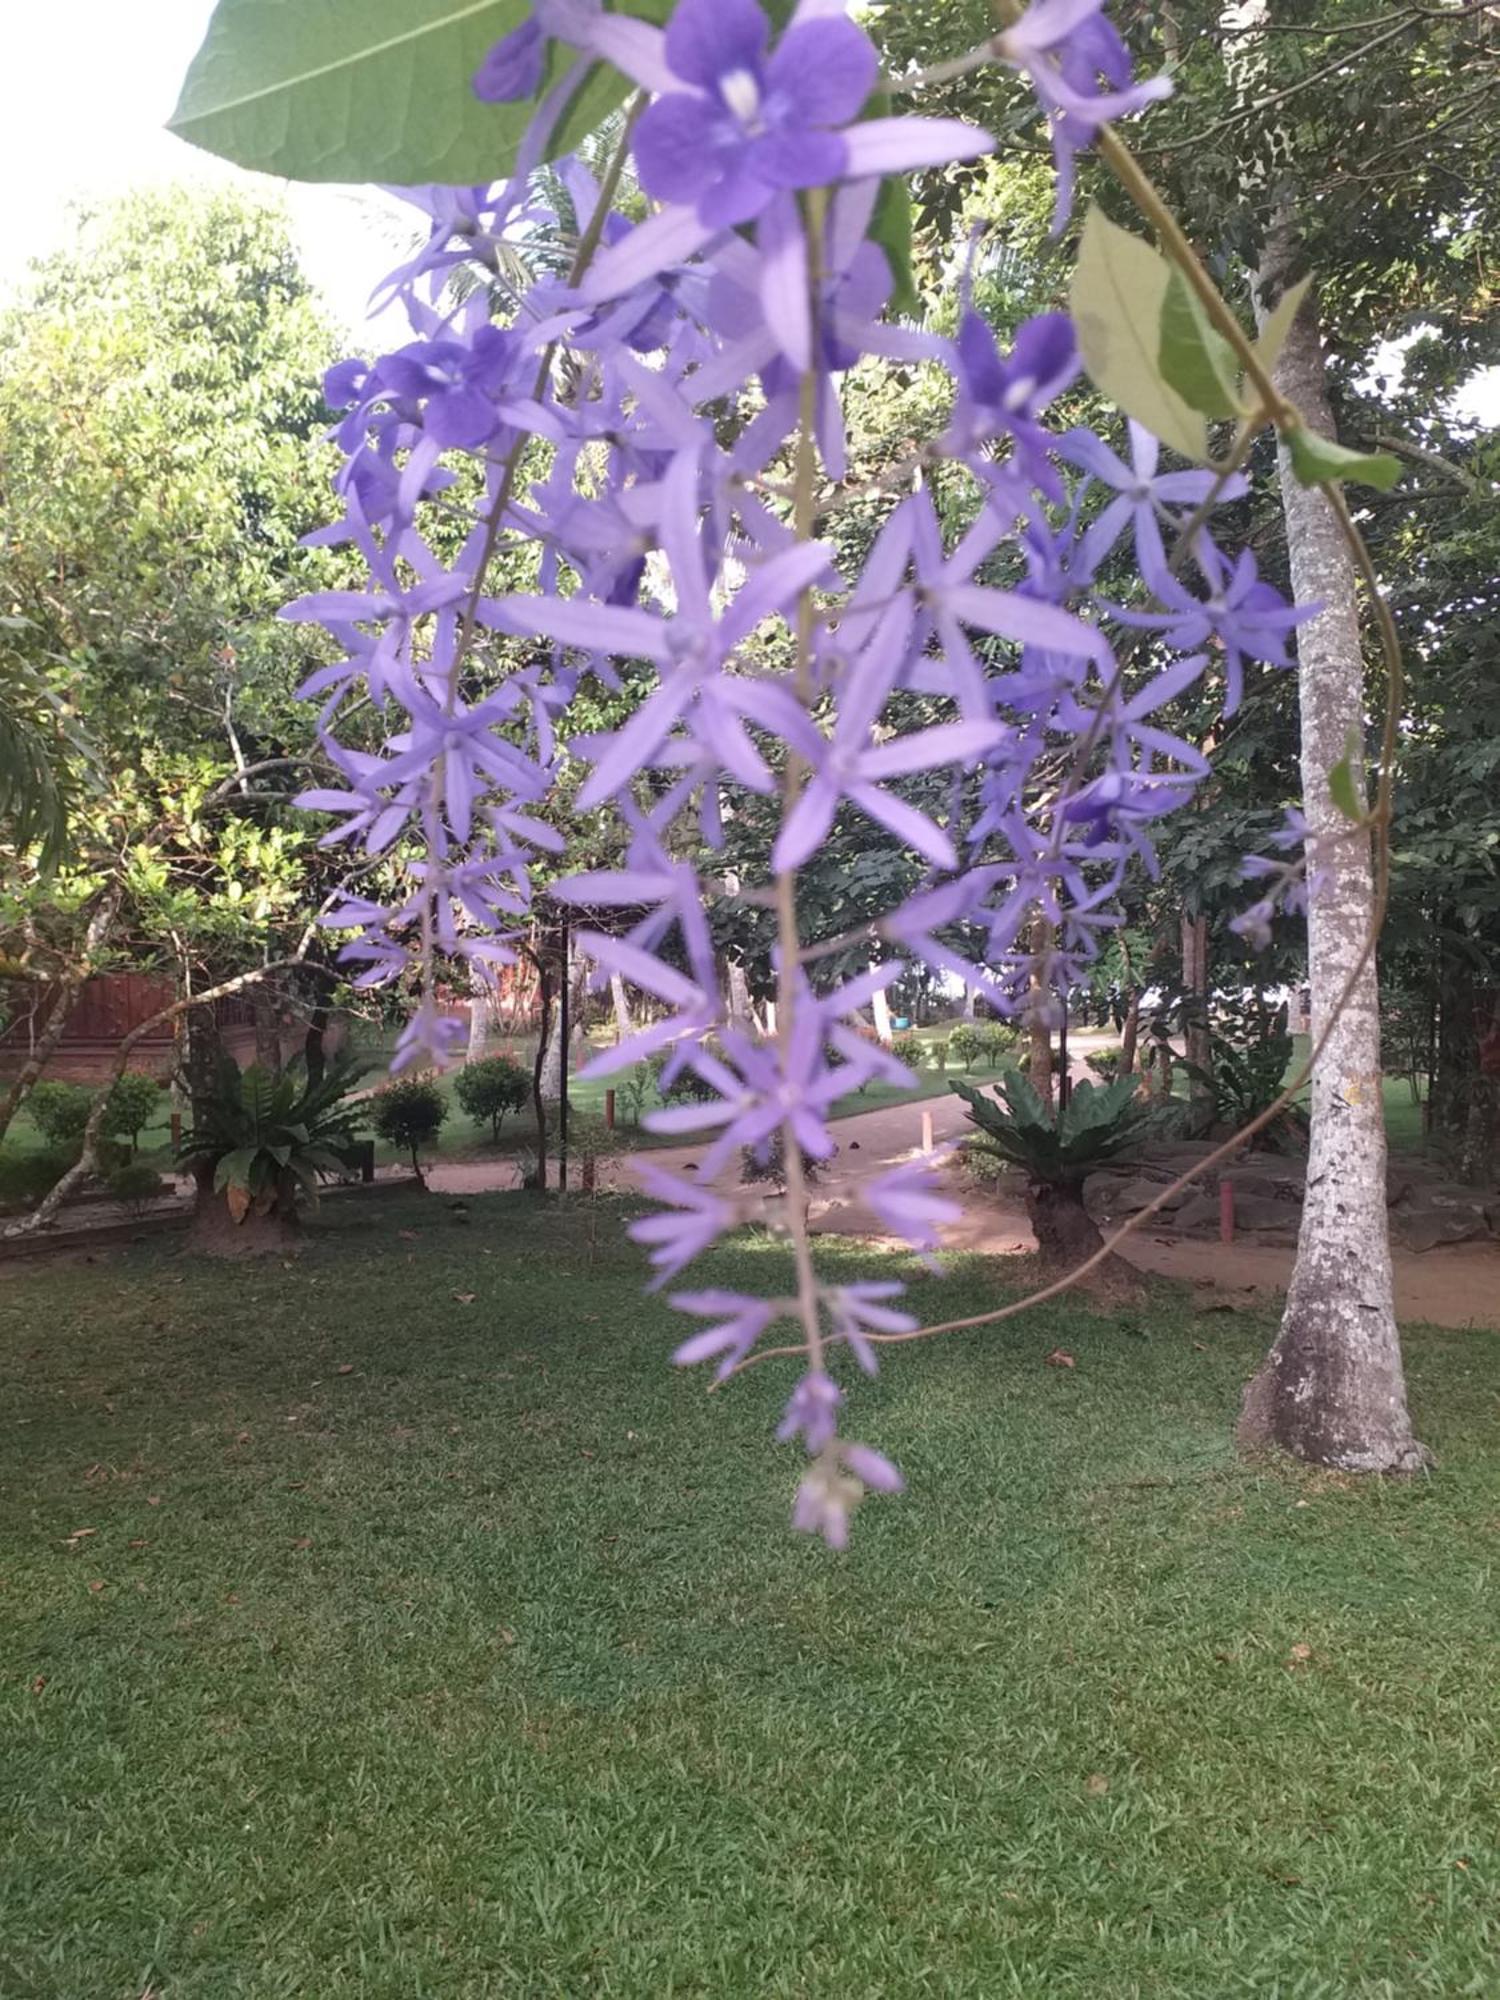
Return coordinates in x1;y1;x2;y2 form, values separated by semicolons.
1287;426;1402;493
1157;273;1241;420
1252;274;1312;380
1070;206;1208;464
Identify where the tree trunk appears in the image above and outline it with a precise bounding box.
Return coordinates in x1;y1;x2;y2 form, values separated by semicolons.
1028;920;1054;1107
1239;238;1424;1473
253;982;283;1069
304;1001;330;1087
1026;1181;1105;1265
871;975;893;1046
1119;990;1141;1077
467;961;502;1063
610;970;633;1040
1181;911;1213;1129
0;879;124;1145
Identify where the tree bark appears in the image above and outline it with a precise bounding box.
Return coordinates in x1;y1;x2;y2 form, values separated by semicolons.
467;960;502;1063
1028;919;1054;1108
1181;911;1213;1129
1119;990;1141;1078
609;970;633;1040
1239;238;1423;1472
0;879;124;1145
253;982;283;1069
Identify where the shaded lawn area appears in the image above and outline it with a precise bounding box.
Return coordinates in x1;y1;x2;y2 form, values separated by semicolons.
2;1196;1499;1998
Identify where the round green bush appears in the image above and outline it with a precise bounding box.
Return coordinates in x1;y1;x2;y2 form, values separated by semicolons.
372;1078;448;1183
0;1144;80;1206
107;1162;166;1216
454;1054;530;1140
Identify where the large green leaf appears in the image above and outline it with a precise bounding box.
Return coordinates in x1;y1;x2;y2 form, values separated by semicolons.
1071;206;1208;464
169;0;670;185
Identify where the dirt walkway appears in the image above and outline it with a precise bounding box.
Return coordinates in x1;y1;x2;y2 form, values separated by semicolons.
422;1087;1500;1334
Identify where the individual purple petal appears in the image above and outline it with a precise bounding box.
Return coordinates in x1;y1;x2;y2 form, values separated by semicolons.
581;206;720;305
473;20;545;102
840;117;993;178
664;0;768;88
840;1443;905;1493
766;18;878;125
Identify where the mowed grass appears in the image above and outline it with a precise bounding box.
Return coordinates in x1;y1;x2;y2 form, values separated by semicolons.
2;1195;1499;1998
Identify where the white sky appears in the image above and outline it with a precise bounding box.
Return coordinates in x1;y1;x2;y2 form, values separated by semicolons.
3;0;1496;426
0;0;397;337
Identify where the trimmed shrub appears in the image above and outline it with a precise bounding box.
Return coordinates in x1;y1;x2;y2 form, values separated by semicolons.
931;1039;950;1073
107;1071;165;1153
371;1078;448;1186
948;1024;986;1070
454;1054;530;1141
890;1029;924;1067
107;1162;166;1217
0;1144;79;1206
1085;1047;1124;1080
26;1080;93;1147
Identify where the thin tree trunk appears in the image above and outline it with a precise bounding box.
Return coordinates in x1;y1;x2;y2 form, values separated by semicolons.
1181;910;1213;1128
610;970;633;1040
467;960;502;1062
1239;234;1423;1472
253;982;282;1069
1028;919;1054;1108
0;879;123;1144
871;974;893;1046
1119;990;1141;1078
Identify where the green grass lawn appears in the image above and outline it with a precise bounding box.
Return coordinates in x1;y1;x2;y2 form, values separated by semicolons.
2;1196;1498;1996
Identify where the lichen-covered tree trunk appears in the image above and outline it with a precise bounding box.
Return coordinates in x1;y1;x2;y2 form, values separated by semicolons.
1239;239;1424;1472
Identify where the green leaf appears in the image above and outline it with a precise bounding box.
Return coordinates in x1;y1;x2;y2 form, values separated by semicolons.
870;176;919;320
1287;428;1402;493
1328;729;1367;823
1070;206;1208;464
1157;273;1242;420
169;0;666;185
1252;274;1312;379
212;1146;258;1194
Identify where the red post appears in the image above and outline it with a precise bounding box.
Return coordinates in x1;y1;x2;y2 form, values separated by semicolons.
581;1154;596;1193
170;1110;182;1150
1219;1177;1235;1243
605;1088;616;1131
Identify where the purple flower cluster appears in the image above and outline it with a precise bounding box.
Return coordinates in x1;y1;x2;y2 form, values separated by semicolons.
290;0;1297;1542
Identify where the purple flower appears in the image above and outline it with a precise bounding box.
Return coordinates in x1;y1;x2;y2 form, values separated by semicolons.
1107;547;1313;716
582;1;990;301
948;310;1080;499
997;0;1173;230
1062;420;1242;583
774;598;1007;872
633;0;878;229
630;1169;741;1286
828;1282;916;1374
792;1442;904;1548
776;1370;843;1453
670;1290;778;1380
863;1156;962;1260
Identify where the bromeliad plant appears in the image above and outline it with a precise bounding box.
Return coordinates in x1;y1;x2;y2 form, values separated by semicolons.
168;0;1403;1540
953;1069;1161;1266
178;1054;367;1226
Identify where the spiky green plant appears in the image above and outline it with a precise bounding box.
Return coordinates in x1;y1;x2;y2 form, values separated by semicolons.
178;1055;367;1225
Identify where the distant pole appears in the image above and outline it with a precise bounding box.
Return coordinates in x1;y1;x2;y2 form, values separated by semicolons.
1219;1177;1235;1243
558;916;570;1194
605;1089;616;1131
